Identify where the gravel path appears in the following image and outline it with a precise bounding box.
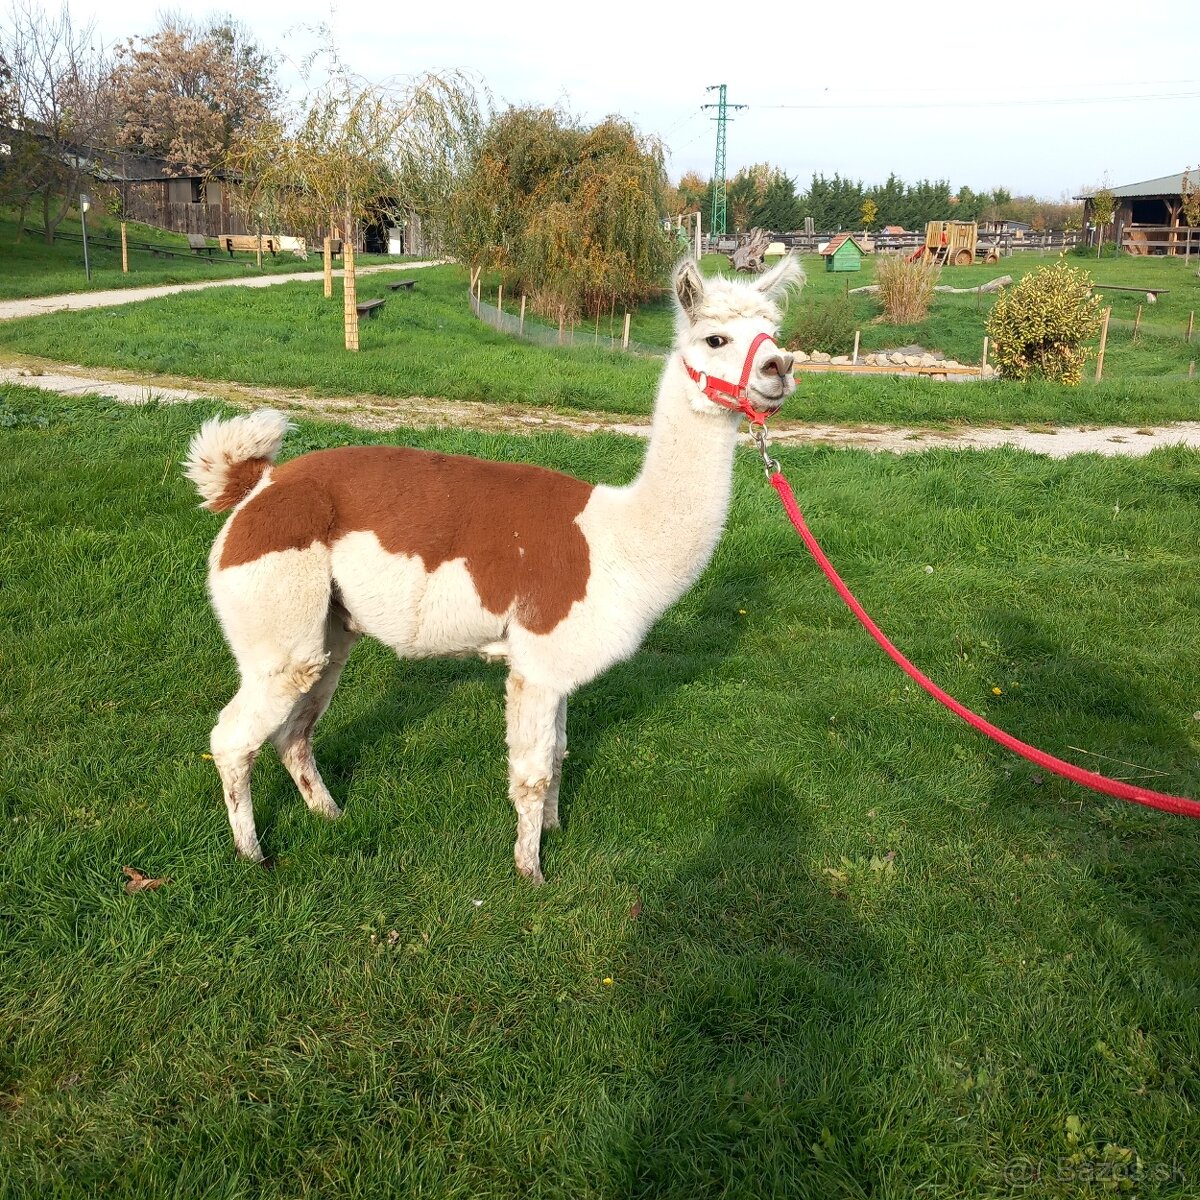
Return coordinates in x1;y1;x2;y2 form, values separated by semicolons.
0;261;447;322
4;358;1200;457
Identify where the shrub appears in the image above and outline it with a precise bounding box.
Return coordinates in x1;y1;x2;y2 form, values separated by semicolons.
985;261;1103;384
875;252;939;324
784;290;858;356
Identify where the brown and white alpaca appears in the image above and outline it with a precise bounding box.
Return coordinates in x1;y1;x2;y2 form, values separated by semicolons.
185;257;802;882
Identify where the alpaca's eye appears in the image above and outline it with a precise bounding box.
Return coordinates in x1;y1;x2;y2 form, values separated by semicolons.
705;335;727;349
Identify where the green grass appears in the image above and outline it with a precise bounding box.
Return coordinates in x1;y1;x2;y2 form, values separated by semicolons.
0;209;401;300
3;387;1200;1197
2;254;1198;426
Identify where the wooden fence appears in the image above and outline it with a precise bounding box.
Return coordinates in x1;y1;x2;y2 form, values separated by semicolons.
705;230;1082;256
1122;225;1200;256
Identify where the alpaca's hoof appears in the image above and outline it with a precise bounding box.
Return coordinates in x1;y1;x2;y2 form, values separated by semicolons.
236;843;265;864
517;864;546;886
314;799;342;821
542;812;560;831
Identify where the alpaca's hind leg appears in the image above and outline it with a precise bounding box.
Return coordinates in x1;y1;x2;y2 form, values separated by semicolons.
209;547;334;861
505;672;563;884
271;611;359;819
542;697;568;831
211;653;329;861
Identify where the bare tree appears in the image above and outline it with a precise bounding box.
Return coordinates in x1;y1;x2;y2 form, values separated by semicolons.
1;0;116;242
1181;166;1200;264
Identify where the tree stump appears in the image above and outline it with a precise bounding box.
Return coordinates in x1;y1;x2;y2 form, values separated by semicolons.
727;227;770;273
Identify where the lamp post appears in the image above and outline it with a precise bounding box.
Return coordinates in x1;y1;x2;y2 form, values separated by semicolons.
79;193;92;282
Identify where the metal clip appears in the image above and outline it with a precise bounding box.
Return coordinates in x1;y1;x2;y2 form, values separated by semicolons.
752;424;780;477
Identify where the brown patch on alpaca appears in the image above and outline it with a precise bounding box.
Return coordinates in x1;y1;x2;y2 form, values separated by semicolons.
209;457;271;512
219;446;594;635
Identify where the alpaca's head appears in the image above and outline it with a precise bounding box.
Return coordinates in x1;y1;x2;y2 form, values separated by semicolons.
672;256;805;419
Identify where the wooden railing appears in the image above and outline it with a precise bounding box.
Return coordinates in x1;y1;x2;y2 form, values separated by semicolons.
1122;225;1200;256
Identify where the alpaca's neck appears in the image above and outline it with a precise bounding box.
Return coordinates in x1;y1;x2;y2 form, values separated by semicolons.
616;352;741;589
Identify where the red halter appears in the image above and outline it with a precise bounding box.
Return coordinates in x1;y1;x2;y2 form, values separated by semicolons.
683;331;781;426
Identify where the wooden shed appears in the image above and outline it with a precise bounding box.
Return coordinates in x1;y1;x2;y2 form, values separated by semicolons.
1079;173;1197;256
821;233;866;272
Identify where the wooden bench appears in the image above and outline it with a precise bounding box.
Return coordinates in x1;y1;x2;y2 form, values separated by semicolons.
1096;284;1170;303
388;278;416;291
222;234;278;257
356;299;386;320
187;234;215;256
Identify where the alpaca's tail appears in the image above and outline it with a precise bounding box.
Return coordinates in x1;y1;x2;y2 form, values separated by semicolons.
184;409;293;512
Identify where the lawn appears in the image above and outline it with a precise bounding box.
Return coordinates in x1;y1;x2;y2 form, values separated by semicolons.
0;210;402;300
2;387;1199;1197
2;254;1197;427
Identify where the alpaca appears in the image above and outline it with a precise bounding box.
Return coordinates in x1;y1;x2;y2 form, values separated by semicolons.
184;257;802;882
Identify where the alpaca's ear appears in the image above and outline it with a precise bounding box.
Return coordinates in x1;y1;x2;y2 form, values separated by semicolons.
673;259;706;319
754;254;805;300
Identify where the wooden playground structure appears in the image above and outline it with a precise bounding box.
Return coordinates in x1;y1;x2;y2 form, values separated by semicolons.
909;221;1001;266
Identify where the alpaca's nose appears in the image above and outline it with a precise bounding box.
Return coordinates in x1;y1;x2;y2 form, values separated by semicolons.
760;350;794;378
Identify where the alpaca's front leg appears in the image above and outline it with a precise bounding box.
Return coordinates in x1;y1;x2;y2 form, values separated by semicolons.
542;697;568;830
505;673;562;884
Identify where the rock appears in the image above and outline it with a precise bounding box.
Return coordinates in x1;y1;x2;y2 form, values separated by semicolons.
919;354;936;367
904;355;921;367
793;349;809;363
889;352;906;365
831;355;850;365
943;360;961;370
811;351;832;364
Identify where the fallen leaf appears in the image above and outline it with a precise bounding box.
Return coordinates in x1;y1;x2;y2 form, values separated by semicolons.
629;898;642;920
122;866;168;894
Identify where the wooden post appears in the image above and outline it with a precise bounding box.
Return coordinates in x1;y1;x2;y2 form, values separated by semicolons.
343;229;359;352
622;312;631;351
851;330;860;365
497;283;503;313
1094;307;1111;382
981;335;989;375
1187;311;1195;344
120;222;128;273
558;306;565;346
256;228;262;270
323;236;333;299
519;295;526;336
1133;304;1142;339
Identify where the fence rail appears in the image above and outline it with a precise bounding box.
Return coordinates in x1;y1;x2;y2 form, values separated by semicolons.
705;230;1083;256
469;292;664;356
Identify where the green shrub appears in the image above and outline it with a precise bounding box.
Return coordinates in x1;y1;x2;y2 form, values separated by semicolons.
985;261;1103;384
785;290;858;355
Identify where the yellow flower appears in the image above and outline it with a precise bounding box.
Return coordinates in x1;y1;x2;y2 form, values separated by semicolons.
992;687;1003;695
602;977;614;986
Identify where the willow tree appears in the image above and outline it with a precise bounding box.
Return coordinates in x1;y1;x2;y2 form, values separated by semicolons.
227;56;481;349
445;107;673;322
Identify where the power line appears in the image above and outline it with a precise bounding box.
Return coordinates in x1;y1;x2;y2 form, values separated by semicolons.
755;89;1200;112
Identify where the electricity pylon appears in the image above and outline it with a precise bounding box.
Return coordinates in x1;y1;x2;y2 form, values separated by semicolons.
703;84;746;237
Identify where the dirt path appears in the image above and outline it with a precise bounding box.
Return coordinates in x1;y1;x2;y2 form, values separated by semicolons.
0;261;447;322
4;355;1200;457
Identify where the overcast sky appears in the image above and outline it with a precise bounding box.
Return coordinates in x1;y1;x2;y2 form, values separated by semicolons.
80;0;1200;201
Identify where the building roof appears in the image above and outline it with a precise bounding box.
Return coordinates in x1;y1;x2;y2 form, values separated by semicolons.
1079;172;1188;199
822;233;867;256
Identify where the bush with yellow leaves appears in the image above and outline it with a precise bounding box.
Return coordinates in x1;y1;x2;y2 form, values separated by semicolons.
985;261;1103;384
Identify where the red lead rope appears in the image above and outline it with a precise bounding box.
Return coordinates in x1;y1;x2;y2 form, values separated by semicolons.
768;469;1200;819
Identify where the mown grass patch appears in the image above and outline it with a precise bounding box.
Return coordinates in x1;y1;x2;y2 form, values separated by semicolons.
0;210;400;300
4;255;1199;426
2;387;1199;1197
